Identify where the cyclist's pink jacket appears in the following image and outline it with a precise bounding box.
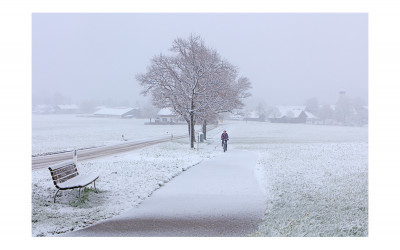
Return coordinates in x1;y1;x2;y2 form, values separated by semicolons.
221;133;229;140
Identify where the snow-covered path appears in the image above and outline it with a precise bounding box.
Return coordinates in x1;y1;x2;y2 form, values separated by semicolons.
64;149;266;237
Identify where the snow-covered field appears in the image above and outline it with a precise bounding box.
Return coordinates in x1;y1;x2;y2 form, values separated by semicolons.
253;143;367;236
31;116;368;237
225;122;368;236
32;114;196;155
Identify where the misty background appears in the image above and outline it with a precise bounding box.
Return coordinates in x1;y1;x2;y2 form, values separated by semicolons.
32;13;368;110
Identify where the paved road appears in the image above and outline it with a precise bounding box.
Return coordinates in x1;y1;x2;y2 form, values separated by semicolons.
32;135;187;170
64;149;266;237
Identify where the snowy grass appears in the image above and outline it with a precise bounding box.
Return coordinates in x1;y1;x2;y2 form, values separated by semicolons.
32;115;197;155
32;118;368;237
251;142;368;237
226;121;368;237
31;138;222;236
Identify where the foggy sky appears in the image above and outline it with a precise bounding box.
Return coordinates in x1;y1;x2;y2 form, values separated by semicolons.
32;13;368;107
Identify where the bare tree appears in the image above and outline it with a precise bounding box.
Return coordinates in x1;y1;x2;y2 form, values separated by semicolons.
256;101;268;122
79;100;96;114
319;104;334;124
137;35;251;148
305;98;319;115
351;97;368;125
335;92;351;123
140;100;158;123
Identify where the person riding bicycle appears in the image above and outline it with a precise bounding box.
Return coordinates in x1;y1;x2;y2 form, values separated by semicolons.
221;130;229;151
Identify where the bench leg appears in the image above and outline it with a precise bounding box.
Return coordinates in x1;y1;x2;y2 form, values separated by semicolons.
93;181;98;193
78;188;81;200
53;189;60;203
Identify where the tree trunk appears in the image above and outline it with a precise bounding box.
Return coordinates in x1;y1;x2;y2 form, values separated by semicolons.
202;120;207;140
190;112;195;148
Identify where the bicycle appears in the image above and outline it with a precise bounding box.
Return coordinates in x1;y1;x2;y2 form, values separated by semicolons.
222;139;228;152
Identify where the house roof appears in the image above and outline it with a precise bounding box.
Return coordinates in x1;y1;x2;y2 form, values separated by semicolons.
94;107;138;116
230;114;243;119
57;104;80;110
247;111;260;119
269;106;306;118
304;111;317;119
157;108;175;116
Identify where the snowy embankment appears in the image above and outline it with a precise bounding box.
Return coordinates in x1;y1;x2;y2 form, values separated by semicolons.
32;115;211;237
253;142;367;236
228;122;368;237
32;138;222;237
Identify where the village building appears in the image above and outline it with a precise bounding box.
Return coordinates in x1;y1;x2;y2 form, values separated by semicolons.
32;104;55;114
269;106;317;123
54;104;80;114
244;111;262;121
228;109;245;120
230;114;243;120
93;107;140;119
155;108;179;124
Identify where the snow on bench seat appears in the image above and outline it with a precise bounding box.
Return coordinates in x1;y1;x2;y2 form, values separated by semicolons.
48;160;99;202
57;172;99;189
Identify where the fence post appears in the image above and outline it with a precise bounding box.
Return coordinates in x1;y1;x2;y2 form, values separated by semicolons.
197;132;199;151
73;147;77;165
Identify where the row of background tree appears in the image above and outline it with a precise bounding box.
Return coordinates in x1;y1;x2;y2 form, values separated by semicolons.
33;87;367;128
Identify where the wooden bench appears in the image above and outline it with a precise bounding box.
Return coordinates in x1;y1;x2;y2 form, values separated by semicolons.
48;160;99;203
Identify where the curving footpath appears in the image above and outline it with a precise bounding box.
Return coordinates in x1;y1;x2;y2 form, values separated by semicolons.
64;149;267;237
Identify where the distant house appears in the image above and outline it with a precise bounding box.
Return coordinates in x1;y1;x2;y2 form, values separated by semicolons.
32;104;55;114
244;111;262;121
155;108;179;124
230;114;243;120
269;106;316;123
54;104;80;114
93;107;139;119
304;111;318;124
229;109;245;120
